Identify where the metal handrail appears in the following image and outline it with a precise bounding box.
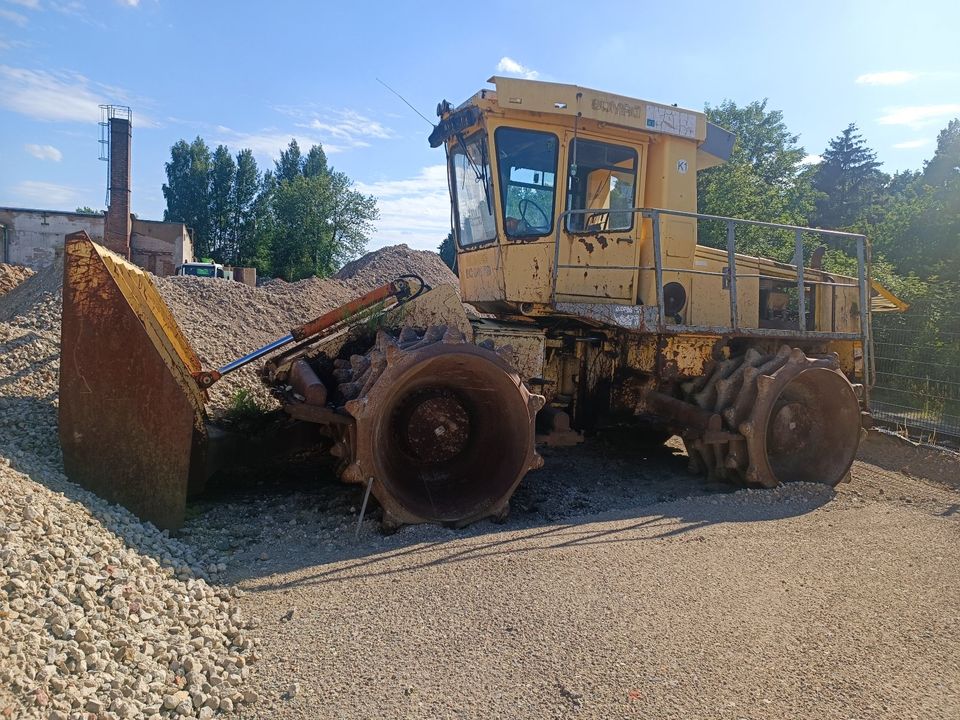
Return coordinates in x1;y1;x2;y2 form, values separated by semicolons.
551;206;872;384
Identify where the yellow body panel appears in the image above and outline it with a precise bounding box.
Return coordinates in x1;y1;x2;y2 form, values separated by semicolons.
444;77;902;362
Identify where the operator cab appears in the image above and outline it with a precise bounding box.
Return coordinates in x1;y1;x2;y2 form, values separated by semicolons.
432;77;733;314
447;122;642;249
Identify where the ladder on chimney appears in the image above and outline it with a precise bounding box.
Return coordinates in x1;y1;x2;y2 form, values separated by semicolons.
99;105;132;206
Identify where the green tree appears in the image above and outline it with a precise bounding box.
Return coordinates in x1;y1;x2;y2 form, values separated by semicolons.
921;118;960;189
264;140;378;279
274;139;303;183
209;144;237;262
303;144;328;178
162;137;212;257
325;170;377;270
75;206;104;215
811;123;886;228
269;174;324;280
162;136;376;279
697;99;816;259
231;149;262;267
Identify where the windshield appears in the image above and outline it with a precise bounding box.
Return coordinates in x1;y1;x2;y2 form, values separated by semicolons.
451;134;496;247
182;265;216;277
566;139;638;233
495;127;558;239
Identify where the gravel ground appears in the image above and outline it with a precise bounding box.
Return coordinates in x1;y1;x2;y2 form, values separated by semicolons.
2;243;958;719
215;435;959;720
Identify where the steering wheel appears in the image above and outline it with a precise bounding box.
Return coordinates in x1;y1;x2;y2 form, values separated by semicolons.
518;198;549;230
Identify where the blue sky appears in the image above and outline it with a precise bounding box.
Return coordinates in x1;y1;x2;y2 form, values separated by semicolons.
2;0;959;251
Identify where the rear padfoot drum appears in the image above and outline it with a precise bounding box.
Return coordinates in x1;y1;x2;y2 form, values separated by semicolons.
683;346;865;488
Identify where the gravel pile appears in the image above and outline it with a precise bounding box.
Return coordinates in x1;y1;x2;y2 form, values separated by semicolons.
0;464;259;720
0;243;455;718
0;262;62;333
0;294;261;718
0;263;35;296
154;244;457;416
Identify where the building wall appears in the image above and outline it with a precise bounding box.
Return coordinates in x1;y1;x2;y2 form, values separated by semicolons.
0;207;192;276
130;219;194;276
0;208;105;267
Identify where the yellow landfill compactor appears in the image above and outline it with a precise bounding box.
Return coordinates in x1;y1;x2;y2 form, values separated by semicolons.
59;78;906;530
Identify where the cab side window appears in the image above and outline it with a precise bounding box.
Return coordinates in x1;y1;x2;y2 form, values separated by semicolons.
566;140;638;233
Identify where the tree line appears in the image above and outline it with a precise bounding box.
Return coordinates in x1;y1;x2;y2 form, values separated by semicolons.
695;100;958;302
162;138;377;280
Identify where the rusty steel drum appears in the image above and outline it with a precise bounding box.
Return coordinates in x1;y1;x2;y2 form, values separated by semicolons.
335;327;545;528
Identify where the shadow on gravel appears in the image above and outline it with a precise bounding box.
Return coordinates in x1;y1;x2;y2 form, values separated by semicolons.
197;431;834;591
238;486;834;593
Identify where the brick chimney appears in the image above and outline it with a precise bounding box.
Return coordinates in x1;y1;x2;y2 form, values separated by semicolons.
103;116;132;259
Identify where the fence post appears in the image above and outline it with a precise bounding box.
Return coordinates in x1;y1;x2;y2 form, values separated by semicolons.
856;236;871;390
795;229;805;332
726;221;738;331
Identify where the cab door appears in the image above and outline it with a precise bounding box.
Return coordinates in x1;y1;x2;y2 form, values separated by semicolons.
553;134;643;304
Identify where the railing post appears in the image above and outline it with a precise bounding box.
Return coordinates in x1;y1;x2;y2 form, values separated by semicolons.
726;221;739;331
652;210;665;331
795;229;806;332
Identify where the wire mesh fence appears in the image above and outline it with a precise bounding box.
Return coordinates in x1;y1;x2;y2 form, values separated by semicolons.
871;305;960;447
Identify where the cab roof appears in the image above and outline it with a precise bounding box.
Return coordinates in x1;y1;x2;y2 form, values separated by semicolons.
434;77;735;169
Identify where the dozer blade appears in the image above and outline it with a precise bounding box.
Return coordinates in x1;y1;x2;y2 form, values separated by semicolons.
59;231;207;530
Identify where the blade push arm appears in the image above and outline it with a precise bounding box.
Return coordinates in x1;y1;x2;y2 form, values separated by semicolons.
192;279;415;390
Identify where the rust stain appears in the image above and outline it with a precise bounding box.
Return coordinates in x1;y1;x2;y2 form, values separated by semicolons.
596;235;609;249
578;237;595;253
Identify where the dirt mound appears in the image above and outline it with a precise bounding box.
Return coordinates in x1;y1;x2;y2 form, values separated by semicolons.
0;263;35;296
0;262;63;333
0;244;457;417
334;244;458;291
154;244;458;416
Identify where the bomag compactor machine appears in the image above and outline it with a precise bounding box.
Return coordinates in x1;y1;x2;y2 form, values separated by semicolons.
59;78;906;530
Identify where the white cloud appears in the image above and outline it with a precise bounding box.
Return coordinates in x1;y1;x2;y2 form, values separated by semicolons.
354;165;451;251
878;104;960;129
0;8;28;25
855;71;918;86
800;154;822;165
892;138;931;149
214;127;330;159
0;65;156;125
117;0;139;5
300;110;394;148
49;1;88;18
496;56;539;80
12;180;81;206
0;66;100;121
7;0;40;8
272;106;395;151
216;110;395;159
24;143;63;161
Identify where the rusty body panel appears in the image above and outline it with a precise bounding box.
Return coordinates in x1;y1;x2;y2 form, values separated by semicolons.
59;232;207;529
332;327;544;528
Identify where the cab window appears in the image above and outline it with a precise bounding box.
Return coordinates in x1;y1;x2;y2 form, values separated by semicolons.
451;134;496;247
495;127;558;239
565;139;638;233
